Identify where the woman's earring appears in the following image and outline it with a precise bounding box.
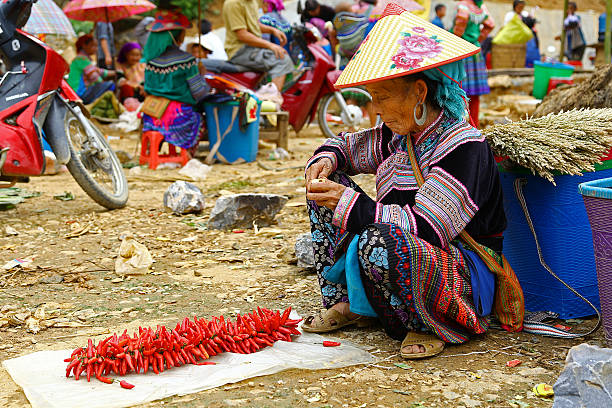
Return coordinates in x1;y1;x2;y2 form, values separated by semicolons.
414;101;427;127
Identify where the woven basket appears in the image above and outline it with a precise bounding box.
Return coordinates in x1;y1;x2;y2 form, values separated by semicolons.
491;43;527;69
580;177;612;346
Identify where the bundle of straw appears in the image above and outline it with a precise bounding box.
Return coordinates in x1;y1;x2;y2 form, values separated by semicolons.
482;109;612;183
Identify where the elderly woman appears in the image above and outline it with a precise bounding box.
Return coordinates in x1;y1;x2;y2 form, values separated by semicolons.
303;5;506;359
142;10;210;153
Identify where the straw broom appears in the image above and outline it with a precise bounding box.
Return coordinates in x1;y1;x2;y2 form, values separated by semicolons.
482;108;612;184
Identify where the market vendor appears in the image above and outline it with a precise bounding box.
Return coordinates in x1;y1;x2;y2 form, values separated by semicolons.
142;10;210;155
453;0;494;128
302;5;507;359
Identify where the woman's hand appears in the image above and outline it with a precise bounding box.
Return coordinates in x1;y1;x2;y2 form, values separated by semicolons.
273;28;287;46
306;178;346;211
305;158;333;185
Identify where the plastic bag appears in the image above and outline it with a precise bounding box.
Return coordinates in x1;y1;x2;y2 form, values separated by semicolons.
115;237;153;275
178;159;212;181
492;15;533;45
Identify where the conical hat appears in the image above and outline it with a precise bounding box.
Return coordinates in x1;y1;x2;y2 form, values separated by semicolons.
335;3;480;88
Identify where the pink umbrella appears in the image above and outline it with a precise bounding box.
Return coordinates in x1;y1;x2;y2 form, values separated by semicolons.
63;0;156;23
370;0;424;20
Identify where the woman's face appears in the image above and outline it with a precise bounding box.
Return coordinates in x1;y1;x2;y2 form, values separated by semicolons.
190;44;210;59
366;78;427;135
83;39;98;56
126;48;142;66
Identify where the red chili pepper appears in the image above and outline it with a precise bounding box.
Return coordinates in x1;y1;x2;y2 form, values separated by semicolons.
280;307;291;325
119;380;135;389
74;361;84;380
125;354;135;372
323;341;341;347
194;361;216;365
506;359;522;368
96;375;114;384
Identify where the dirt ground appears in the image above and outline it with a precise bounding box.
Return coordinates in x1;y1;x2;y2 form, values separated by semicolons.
0;124;605;408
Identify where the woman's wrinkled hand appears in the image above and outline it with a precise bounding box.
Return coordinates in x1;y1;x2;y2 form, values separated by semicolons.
305;158;333;185
306;178;346;211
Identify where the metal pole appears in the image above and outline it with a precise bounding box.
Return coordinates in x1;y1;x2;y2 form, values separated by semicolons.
559;0;569;61
606;0;612;63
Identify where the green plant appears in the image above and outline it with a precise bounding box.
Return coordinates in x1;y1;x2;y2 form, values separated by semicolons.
151;0;215;21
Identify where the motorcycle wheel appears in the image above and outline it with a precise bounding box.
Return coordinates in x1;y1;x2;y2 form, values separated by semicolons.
64;107;128;209
317;87;379;139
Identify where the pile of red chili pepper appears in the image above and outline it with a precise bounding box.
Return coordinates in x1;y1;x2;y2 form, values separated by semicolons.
65;307;300;388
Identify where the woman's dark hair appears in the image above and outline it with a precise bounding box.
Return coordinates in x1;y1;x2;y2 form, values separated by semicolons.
200;19;212;35
304;0;320;12
434;4;446;13
512;0;525;10
401;73;441;111
568;1;577;9
76;34;94;52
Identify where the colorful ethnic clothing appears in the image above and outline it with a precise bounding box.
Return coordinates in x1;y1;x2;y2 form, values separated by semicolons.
309;173;489;343
463;53;490;96
143;101;203;149
144;46;209;106
143;30;210;149
306;112;506;253
452;0;494;97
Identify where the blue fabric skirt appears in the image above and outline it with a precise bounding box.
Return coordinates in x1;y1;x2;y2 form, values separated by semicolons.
462;54;490;96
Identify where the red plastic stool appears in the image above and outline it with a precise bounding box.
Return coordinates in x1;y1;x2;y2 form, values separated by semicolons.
547;77;574;95
140;131;189;170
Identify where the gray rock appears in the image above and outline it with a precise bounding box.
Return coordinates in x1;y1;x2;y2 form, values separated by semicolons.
295;232;314;268
163;181;205;215
40;274;64;284
553;343;612;408
208;194;287;230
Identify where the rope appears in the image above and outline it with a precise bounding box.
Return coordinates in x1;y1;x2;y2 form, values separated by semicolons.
514;178;602;338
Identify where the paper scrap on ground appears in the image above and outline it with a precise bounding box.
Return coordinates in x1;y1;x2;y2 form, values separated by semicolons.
3;331;376;408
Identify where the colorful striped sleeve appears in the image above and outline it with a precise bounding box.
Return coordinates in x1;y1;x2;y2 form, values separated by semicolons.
332;187;361;230
308;124;389;176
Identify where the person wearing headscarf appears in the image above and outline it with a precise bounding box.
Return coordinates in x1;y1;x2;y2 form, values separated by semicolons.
142;10;210;153
67;34;117;104
302;4;506;359
117;42;145;102
453;0;495;128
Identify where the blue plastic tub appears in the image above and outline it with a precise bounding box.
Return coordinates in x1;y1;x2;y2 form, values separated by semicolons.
204;100;261;163
500;163;612;318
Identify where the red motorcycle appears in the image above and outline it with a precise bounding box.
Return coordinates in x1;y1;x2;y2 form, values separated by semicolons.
208;24;375;139
0;0;128;209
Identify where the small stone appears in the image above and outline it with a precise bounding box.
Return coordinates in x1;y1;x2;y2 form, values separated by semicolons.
40;274;64;284
554;344;612;407
223;399;248;406
208;194;288;230
128;166;142;176
115;150;133;164
163;181;205;215
295;232;314;268
390;374;399;382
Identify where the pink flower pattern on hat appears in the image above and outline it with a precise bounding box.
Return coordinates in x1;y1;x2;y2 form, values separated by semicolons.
390;27;443;71
391;52;423;70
